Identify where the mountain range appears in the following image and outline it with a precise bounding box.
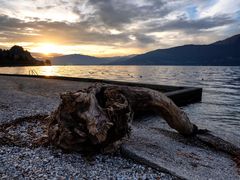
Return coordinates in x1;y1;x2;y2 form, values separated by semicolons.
1;34;239;66
109;34;240;65
51;54;135;65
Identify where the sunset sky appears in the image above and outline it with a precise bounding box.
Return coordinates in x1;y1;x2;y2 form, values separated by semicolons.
0;0;239;57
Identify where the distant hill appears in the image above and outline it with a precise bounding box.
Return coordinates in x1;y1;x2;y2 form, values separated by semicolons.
109;34;240;66
0;46;50;66
51;54;104;65
51;54;135;65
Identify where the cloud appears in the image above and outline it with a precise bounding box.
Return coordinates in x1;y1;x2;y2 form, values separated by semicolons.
36;5;55;10
0;0;239;55
144;14;236;33
0;14;135;46
81;0;170;29
199;0;240;18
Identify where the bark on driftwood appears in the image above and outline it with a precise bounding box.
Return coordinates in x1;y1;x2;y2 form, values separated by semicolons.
47;84;198;152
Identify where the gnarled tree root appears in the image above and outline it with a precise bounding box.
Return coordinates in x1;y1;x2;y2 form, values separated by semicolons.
0;84;239;173
47;84;198;153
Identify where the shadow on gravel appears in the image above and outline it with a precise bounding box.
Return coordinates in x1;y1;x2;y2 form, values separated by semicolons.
0;114;49;148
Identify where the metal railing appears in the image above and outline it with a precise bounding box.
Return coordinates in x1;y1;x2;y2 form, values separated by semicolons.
28;69;38;75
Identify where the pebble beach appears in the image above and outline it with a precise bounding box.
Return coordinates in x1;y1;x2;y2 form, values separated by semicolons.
0;75;175;179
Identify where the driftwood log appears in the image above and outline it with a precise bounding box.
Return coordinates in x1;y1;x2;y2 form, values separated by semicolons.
47;84;198;152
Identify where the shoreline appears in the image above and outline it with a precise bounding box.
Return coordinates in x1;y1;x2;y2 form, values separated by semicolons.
0;75;175;179
0;75;239;179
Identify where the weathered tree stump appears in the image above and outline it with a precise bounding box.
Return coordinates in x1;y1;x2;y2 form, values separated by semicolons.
47;84;198;152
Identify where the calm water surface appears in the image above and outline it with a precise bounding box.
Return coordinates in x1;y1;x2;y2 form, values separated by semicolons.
1;66;239;144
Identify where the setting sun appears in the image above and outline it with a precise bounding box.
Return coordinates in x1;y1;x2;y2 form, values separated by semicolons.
31;43;59;55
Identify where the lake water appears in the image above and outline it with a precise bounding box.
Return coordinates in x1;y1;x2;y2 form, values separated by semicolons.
0;66;239;145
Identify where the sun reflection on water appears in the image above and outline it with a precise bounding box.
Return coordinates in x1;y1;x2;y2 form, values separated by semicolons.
38;66;55;76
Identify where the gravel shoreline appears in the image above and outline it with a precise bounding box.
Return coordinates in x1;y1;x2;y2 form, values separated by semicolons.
0;145;175;180
0;76;175;179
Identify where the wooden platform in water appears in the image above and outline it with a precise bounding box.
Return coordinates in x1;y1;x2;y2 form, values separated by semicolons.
0;74;202;106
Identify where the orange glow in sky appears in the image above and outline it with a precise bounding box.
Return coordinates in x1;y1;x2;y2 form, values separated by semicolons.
31;43;59;55
29;43;143;57
0;0;239;57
